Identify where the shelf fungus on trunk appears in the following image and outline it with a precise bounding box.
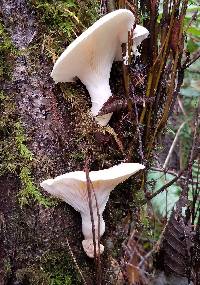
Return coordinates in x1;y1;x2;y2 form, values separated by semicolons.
40;163;145;258
51;9;149;126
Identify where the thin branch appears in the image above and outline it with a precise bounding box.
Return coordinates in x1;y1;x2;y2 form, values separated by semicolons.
85;160;97;262
141;170;184;205
163;122;185;169
150;167;199;184
84;158;102;285
138;249;154;268
184;49;200;69
185;10;198;31
132;86;144;163
178;95;188;118
88;177;102;285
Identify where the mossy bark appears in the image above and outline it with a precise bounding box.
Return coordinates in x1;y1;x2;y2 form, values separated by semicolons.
0;1;142;284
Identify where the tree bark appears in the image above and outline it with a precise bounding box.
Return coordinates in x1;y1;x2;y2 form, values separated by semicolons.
0;1;131;284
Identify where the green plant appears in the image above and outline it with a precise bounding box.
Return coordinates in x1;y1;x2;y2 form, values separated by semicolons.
19;166;52;207
147;170;181;217
0;20;16;78
15;122;33;161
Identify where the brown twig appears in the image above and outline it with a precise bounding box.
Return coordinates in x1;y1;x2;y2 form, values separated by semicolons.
85;159;97;262
185;11;198;32
150;167;199;184
88;177;102;285
141;170;184;206
184;49;200;69
132;87;144;163
84;157;102;285
163;122;185;169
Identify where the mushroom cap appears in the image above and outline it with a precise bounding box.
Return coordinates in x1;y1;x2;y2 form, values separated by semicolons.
115;24;149;60
40;163;144;257
132;25;149;54
133;25;149;44
40;162;145;214
51;9;135;83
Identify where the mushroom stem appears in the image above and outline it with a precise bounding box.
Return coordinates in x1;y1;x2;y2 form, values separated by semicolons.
40;162;145;258
85;80;113;126
81;212;105;240
81;212;105;258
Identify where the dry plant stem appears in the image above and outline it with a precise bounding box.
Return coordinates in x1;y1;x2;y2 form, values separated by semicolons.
122;30;133;118
138;248;154;268
185;11;198;31
104;126;124;154
146;3;187;159
141;13;178;147
187;100;200;224
85;159;102;285
66;237;88;285
88;177;102;285
143;106;199;206
184;49;200;69
139;4;176;125
178;95;188;117
133;100;144;163
118;0;126;9
163;121;186;169
85;166;97;261
151;167;199;184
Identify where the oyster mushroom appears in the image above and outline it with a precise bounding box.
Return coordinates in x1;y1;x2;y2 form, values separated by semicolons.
40;163;144;257
51;9;149;126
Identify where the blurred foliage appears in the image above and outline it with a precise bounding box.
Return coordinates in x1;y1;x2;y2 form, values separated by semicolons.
147;170;181;218
184;3;200;53
148;1;199;221
147;160;199;223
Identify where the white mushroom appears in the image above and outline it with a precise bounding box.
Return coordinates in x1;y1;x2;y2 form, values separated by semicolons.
115;25;149;61
51;9;149;126
40;162;145;258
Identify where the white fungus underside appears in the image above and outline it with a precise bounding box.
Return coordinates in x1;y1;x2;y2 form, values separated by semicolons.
41;163;145;214
43;163;144;184
51;9;134;82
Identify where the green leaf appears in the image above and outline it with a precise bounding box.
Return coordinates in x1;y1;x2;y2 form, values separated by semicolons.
147;170;181;218
181;87;200;97
187;27;200;37
186;38;199;52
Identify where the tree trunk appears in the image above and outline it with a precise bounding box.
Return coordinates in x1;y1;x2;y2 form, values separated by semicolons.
0;1;133;284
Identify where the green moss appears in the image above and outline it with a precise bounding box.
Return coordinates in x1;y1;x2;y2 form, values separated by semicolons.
18;166;53;207
16;259;76;285
0;20;16;79
69;151;85;163
4;259;12;276
15;122;33;161
0;92;52;207
16;267;50;285
29;0;99;60
41;251;82;285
